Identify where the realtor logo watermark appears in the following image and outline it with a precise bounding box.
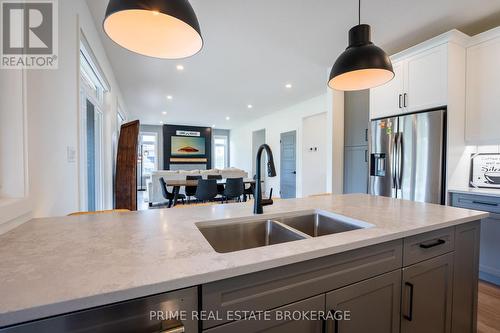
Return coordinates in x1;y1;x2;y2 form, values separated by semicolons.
1;0;58;69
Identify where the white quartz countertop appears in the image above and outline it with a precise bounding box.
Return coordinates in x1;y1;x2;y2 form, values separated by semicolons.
448;187;500;198
0;194;488;327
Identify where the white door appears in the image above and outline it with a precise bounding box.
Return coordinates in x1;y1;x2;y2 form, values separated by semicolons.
405;45;448;112
370;61;405;119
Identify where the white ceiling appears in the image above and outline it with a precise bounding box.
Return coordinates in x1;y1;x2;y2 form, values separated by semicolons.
86;0;500;128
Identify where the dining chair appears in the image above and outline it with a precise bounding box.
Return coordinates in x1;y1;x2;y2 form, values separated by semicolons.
243;174;256;201
194;179;219;202
207;174;224;195
223;178;244;203
185;175;202;203
159;177;185;207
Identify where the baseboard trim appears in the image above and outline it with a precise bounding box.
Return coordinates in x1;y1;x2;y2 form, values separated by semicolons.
479;271;500;286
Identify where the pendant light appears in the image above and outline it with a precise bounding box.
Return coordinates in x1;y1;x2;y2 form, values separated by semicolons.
328;0;393;91
103;0;203;59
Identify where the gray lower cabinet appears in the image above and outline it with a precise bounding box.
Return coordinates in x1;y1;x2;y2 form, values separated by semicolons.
202;240;402;329
204;295;324;333
1;223;481;333
344;90;369;194
401;253;454;333
325;270;401;333
203;223;480;333
479;216;500;283
452;222;480;333
450;192;500;286
344;146;369;194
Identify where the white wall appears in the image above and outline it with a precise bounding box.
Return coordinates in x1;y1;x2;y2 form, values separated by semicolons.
231;94;330;198
0;70;32;233
302;112;328;196
140;125;164;170
26;0;128;217
329;89;345;194
0;70;26;199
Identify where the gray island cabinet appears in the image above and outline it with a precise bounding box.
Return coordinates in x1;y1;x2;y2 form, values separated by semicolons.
0;221;481;333
202;222;480;333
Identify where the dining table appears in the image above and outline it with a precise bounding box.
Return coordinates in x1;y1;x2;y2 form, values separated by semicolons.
165;178;258;207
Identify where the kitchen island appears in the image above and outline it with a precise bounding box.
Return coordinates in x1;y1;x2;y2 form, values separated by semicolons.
0;194;488;332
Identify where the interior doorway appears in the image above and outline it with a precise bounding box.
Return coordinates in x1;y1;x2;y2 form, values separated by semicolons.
137;132;158;191
280;130;297;199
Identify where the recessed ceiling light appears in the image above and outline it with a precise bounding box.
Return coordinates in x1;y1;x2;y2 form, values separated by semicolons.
247;104;253;109
160;121;164;124
162;111;167;115
285;83;292;89
212;124;216;128
176;65;184;71
225;116;230;121
166;95;173;100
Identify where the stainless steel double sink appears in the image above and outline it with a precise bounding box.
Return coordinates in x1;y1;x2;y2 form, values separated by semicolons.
196;210;373;253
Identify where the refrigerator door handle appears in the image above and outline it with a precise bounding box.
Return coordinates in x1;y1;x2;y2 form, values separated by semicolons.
397;133;403;190
392;133;398;189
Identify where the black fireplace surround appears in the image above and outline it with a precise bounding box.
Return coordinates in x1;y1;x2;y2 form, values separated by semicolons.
163;124;212;170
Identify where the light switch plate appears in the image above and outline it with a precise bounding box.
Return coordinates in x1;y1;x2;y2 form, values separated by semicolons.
67;146;76;163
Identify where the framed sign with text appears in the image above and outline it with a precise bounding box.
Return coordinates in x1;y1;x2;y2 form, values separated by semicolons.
469;153;500;189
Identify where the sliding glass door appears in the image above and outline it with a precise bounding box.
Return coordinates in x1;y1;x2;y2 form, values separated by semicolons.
79;40;107;212
80;84;104;212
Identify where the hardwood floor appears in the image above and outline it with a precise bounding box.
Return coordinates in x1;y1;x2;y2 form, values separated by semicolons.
478;281;500;333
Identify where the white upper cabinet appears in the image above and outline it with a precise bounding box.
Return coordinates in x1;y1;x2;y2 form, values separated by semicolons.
370;44;448;119
405;45;448;112
465;30;500;144
370;62;405;119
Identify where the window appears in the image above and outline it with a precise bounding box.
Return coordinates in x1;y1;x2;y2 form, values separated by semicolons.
79;37;109;212
214;135;229;169
138;133;158;190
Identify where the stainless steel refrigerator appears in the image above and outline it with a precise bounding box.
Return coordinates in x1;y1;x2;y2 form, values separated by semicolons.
369;109;446;204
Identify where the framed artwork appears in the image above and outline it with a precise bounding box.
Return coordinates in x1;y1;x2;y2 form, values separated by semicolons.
171;136;206;156
469;153;500;189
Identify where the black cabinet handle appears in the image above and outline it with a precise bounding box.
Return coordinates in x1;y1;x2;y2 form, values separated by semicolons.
403;93;408;107
398;94;403;108
324;310;339;333
472;200;498;207
419;238;446;249
403;282;414;321
365;150;368;163
365;128;368;142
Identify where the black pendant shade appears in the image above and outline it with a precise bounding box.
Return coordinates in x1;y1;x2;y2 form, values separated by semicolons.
103;0;203;59
328;24;394;91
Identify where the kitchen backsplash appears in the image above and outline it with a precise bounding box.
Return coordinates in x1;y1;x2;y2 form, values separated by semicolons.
449;145;500;190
